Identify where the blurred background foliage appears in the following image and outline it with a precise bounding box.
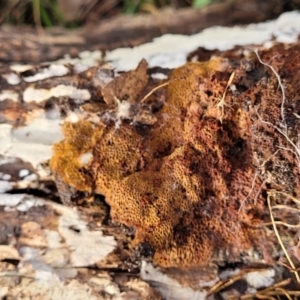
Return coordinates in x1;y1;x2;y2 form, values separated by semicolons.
0;0;220;28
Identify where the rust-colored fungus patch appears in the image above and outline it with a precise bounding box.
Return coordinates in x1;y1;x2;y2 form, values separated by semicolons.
50;121;103;192
51;45;300;268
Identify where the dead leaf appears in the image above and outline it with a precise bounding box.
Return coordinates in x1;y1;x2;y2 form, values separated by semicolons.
101;59;149;107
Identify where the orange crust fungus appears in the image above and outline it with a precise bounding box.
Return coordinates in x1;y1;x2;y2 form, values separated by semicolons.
51;46;300;268
50;120;103;192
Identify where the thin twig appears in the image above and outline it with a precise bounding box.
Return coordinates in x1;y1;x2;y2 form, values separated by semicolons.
241;279;291;299
140;82;169;103
262;221;300;229
274;288;293;300
215;72;235;123
272;205;300;213
279;261;300;272
271;190;300;206
267;191;300;283
33;0;44;34
208;273;244;295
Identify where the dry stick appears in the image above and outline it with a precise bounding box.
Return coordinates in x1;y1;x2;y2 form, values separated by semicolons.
267;191;300;284
140;82;169;103
275;288;293;300
280;261;300;272
209;268;270;296
271;204;300;213
260;291;300;297
255;295;274;300
262;220;300;229
241;279;291;300
208;274;244;295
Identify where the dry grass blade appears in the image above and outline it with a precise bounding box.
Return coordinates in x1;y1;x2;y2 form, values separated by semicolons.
255;295;275;300
280;261;300;272
240;279;291;299
267;191;300;283
215;72;235;123
209;268;280;297
208;273;244;295
262;221;300;229
272;205;300;213
140;81;169;103
275;288;293;300
257;289;300;298
33;0;44;34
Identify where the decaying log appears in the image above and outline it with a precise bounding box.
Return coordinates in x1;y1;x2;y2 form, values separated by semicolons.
1;10;300;300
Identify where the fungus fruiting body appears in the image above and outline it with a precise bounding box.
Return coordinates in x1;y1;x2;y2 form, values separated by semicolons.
51;48;300;267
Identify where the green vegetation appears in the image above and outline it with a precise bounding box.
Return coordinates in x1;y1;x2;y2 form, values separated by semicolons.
32;0;63;27
123;0;144;14
192;0;214;8
0;0;63;27
122;0;216;13
0;0;216;28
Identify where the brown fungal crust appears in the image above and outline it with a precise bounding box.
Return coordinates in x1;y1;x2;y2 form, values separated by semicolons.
51;45;300;268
